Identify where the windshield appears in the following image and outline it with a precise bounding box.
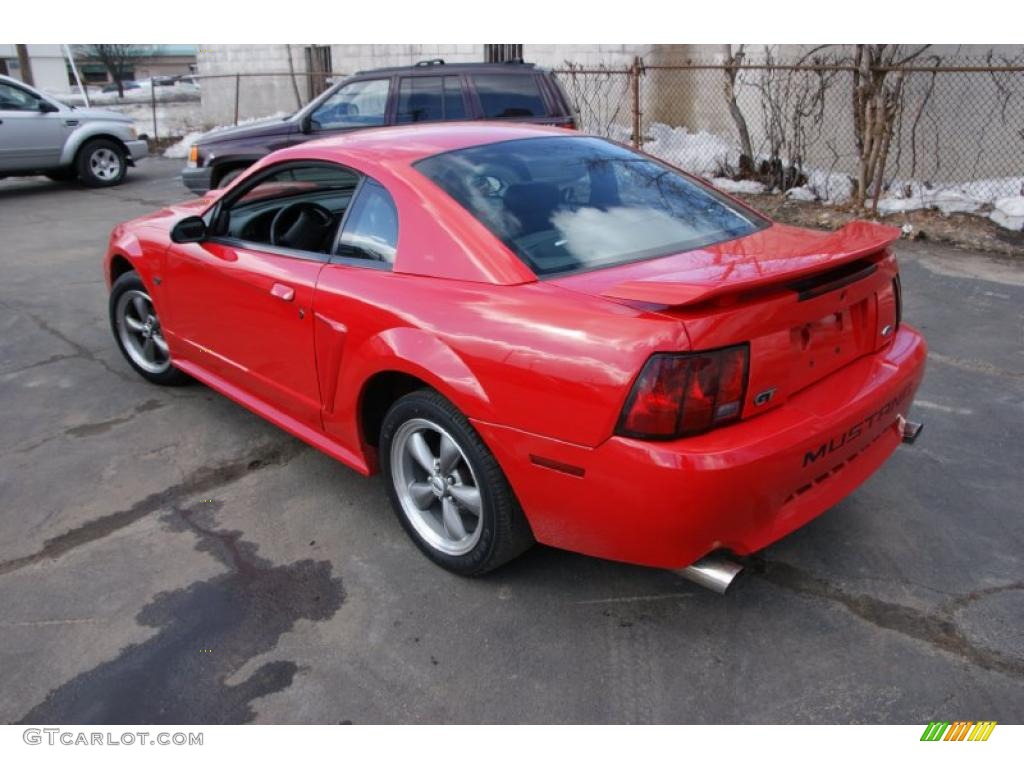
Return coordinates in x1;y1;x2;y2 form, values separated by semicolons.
414;136;767;277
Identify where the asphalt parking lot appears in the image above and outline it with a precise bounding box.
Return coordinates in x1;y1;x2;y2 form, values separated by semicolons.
1;157;1022;725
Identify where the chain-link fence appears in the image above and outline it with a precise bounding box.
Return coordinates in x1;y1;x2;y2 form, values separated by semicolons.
74;58;1024;214
554;58;1024;212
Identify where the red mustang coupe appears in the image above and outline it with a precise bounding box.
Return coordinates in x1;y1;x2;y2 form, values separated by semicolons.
105;123;926;589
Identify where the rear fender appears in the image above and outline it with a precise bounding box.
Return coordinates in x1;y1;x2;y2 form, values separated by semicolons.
321;326;493;468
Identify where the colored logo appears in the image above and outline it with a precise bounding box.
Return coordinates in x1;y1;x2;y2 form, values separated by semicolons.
920;721;996;741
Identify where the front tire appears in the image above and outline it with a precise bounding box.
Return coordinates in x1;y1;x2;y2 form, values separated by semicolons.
78;139;127;187
380;390;533;576
109;271;188;386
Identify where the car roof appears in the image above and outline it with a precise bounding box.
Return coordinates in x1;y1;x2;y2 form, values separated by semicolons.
299;121;580;165
353;60;540;77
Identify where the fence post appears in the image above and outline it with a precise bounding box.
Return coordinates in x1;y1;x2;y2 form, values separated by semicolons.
150;81;158;141
631;56;643;150
234;74;241;126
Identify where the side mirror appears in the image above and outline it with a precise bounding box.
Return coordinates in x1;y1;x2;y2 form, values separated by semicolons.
38;101;59;113
300;113;313;133
170;215;207;244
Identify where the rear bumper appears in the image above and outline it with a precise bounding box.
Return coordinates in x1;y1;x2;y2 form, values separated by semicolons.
181;165;213;195
473;325;927;570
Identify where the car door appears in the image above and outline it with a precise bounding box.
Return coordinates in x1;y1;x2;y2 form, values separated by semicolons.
0;81;67;170
162;161;361;428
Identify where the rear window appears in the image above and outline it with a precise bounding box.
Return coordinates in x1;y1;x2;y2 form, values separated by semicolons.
414;136;767;277
471;74;548;118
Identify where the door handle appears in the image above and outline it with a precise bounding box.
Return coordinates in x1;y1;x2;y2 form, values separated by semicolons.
270;283;295;302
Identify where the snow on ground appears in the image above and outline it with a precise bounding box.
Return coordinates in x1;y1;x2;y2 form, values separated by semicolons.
50;80;200;107
163;131;204;159
161;112;290;158
990;197;1024;231
642;123;740;177
709;178;766;195
877;178;1024;218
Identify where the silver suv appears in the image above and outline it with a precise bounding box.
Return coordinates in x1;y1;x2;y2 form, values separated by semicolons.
0;75;148;187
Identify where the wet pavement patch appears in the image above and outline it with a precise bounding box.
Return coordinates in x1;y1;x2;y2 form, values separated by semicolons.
17;500;345;724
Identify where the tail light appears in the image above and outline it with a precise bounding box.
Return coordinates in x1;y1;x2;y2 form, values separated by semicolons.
558;118;577;130
616;345;750;440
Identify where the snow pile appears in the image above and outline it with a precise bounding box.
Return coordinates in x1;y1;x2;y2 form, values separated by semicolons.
877;178;1024;217
642;123;740;177
710;177;766;195
785;186;818;202
163;131;204;159
161;113;289;158
990;197;1024;231
787;169;854;204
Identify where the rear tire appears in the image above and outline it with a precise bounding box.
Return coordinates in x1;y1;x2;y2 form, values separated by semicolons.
380;389;533;576
78;139;127;187
109;271;189;386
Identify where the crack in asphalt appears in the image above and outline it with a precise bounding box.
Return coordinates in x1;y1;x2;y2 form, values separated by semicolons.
16;499;346;724
0;441;306;578
927;352;1024;381
757;559;1024;679
0;299;136;384
63;399;166;439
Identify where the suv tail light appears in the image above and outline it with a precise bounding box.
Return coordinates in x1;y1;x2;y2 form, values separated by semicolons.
616;345;750;440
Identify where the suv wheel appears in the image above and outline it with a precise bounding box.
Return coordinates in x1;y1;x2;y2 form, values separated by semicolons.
78;139;127;187
380;390;533;575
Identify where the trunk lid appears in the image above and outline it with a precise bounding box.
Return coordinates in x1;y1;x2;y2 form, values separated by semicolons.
554;220;902;415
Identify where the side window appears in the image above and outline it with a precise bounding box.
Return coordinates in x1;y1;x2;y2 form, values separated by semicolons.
217;163;359;255
396;76;466;123
471;74;548;118
0;82;42;111
336;179;399;265
310;79;390;130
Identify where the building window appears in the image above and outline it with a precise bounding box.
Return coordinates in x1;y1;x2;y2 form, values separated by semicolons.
484;44;523;63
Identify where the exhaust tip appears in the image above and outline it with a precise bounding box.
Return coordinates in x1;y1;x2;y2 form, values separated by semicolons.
898;415;923;444
674;555;745;594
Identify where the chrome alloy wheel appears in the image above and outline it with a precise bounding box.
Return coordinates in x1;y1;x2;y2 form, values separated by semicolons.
115;289;170;374
90;147;122;182
390;418;483;556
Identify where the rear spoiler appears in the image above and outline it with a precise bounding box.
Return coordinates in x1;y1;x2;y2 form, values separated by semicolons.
601;221;900;308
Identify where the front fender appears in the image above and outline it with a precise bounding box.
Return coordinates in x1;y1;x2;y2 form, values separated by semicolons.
60;121;136;166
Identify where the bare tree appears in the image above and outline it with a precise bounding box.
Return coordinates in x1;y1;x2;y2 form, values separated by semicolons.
747;46;841;193
721;45;754;175
849;44;931;209
78;44;142;98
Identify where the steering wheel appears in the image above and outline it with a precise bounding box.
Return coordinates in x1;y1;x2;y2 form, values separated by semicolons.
269;201;333;249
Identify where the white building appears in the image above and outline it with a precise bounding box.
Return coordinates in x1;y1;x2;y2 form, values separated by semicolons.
0;44;70;95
